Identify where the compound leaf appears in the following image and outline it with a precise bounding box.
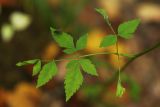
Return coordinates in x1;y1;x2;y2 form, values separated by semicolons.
79;59;98;76
33;60;41;76
118;19;140;39
100;35;117;47
76;34;88;50
37;60;58;88
50;27;75;49
65;60;83;101
16;59;39;66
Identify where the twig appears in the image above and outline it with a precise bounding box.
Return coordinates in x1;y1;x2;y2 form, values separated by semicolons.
42;52;133;62
104;41;160;86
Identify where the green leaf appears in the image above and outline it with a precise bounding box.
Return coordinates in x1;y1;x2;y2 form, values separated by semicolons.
33;60;41;76
63;48;77;54
118;19;140;39
66;60;79;68
16;59;39;66
95;8;110;25
100;35;117;47
79;59;98;76
50;27;75;49
76;34;88;50
37;60;58;88
65;60;83;101
116;80;125;97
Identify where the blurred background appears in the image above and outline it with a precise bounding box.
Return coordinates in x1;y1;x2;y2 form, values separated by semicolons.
0;0;160;107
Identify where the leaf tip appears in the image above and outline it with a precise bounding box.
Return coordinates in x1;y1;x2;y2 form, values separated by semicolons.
36;82;43;88
94;8;103;13
95;73;99;76
65;97;70;102
50;27;56;31
94;8;99;11
16;62;20;66
36;85;40;88
16;62;22;67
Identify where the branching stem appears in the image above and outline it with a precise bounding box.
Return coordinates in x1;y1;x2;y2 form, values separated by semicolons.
108;24;121;81
105;41;160;86
121;41;160;71
42;52;133;62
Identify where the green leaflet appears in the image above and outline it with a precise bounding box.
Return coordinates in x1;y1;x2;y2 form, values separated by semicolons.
66;60;78;69
116;80;125;97
79;59;98;76
95;8;110;25
63;48;77;54
50;27;88;54
64;59;99;101
16;59;39;66
50;27;75;49
37;60;58;88
100;35;117;47
118;19;140;39
65;60;83;101
76;34;88;50
33;60;41;76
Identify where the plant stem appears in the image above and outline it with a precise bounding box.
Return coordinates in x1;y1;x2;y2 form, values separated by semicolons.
97;41;160;105
42;52;131;62
109;24;121;81
78;52;116;58
106;41;160;85
121;41;160;71
42;39;160;78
